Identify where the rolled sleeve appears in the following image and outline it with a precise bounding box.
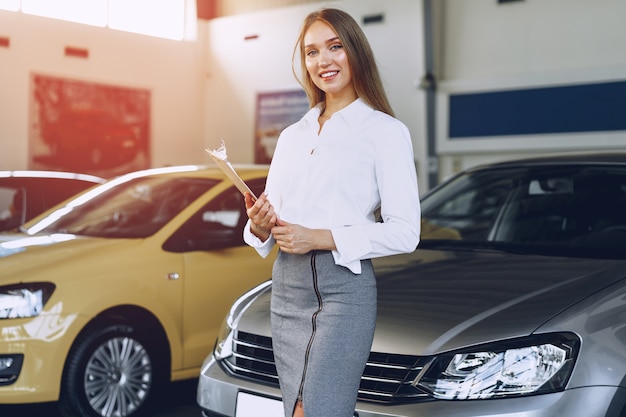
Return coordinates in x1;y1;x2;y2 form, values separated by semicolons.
243;219;275;258
330;226;373;274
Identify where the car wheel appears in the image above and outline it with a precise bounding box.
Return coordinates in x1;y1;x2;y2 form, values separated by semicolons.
58;322;163;417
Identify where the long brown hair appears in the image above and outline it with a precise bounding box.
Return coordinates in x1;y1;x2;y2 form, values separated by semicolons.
292;8;395;117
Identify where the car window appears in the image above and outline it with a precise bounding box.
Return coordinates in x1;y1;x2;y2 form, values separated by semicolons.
39;178;101;208
421;170;517;241
0;187;17;221
491;169;626;243
163;177;267;252
421;165;626;258
27;176;217;238
0;186;26;230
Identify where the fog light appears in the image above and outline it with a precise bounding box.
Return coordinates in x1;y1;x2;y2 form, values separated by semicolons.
0;357;14;370
0;354;24;385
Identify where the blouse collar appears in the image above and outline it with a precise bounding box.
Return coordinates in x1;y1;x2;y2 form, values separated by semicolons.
302;98;374;128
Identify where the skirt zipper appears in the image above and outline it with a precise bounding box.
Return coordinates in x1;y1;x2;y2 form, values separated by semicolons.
296;250;324;406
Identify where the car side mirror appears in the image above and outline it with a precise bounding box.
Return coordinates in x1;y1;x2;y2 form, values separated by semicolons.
202;210;240;227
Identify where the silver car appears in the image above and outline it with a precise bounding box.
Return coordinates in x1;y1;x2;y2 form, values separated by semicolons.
197;153;626;417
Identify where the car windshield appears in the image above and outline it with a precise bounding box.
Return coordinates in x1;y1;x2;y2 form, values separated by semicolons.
24;176;217;238
420;164;626;259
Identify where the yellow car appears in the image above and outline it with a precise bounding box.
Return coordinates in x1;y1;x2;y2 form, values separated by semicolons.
0;165;274;417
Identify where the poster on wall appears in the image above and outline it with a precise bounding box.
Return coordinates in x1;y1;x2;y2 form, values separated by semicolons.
254;89;309;164
29;73;151;178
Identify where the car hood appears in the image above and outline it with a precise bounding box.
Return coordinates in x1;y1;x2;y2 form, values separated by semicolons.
0;232;141;281
237;248;626;356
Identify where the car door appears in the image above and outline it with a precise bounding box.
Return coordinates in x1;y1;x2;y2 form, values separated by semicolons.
163;179;276;369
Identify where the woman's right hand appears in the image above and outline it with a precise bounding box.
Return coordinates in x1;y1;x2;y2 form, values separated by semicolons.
245;192;277;241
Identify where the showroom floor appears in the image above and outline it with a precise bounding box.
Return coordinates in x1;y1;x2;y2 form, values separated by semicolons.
0;379;200;417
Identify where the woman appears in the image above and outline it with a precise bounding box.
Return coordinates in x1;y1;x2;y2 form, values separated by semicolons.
244;8;421;417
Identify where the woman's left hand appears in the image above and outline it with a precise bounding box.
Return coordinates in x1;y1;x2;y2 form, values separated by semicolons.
271;219;336;254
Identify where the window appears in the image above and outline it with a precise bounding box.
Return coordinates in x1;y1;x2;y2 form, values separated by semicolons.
421;165;626;259
108;0;186;40
0;187;24;231
0;0;194;41
30;176;215;238
21;0;108;26
421;171;516;240
163;178;268;253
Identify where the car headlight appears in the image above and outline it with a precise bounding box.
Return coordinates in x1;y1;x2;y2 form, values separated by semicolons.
0;283;55;319
415;333;580;400
214;280;272;361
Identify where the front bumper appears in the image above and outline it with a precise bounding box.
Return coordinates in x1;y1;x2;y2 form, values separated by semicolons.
0;313;85;404
198;354;626;417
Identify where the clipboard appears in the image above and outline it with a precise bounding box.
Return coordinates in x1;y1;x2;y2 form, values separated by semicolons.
206;140;258;200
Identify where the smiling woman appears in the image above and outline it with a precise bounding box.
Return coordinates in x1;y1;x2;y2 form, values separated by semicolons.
0;0;190;40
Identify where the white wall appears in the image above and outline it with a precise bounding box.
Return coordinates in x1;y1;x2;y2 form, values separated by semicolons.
435;0;626;179
0;10;206;176
441;0;626;80
5;1;621;187
202;0;429;190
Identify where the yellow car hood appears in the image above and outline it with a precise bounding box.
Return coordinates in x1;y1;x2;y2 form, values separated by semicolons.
0;232;142;282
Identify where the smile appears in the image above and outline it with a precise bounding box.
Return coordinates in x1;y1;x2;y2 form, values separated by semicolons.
320;71;338;78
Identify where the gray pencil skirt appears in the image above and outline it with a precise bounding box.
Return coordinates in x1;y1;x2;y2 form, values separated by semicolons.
271;250;377;417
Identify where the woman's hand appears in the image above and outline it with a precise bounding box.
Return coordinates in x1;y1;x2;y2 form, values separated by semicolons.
245;192;277;241
271;219;336;254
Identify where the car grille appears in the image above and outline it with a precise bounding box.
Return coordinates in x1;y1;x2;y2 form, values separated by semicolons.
220;331;432;404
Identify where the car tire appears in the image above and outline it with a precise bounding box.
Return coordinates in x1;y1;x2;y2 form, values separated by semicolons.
58;322;165;417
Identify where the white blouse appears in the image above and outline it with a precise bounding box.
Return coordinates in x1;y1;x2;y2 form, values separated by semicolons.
244;98;421;273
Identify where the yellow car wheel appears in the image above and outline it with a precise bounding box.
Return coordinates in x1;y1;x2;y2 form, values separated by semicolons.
58;322;167;417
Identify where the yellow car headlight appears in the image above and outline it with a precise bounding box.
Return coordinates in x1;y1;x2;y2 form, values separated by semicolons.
0;283;55;319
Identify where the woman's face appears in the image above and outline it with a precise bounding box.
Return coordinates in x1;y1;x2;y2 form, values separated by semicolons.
303;20;355;100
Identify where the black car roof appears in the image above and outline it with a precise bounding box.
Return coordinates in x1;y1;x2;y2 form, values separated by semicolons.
476;152;626;170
